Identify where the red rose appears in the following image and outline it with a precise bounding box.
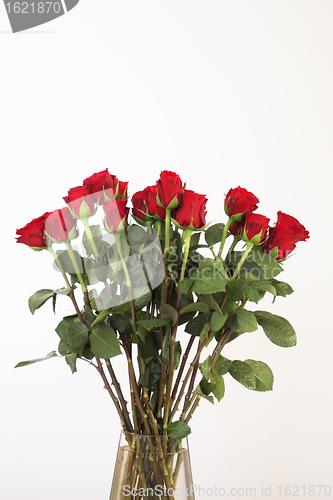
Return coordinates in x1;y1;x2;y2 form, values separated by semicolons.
45;207;77;243
117;180;129;200
83;169;128;204
63;185;95;219
132;185;166;222
132;189;148;222
242;212;270;244
16;212;51;250
173;189;207;229
156;170;183;209
229;218;245;236
224;187;259;220
263;211;309;259
103;199;129;233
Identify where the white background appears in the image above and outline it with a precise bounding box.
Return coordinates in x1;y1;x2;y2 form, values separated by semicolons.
1;1;332;499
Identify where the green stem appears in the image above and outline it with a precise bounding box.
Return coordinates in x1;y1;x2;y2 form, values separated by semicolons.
232;241;254;280
164;208;172;256
65;241;87;292
47;246;71;289
82;217;100;259
217;217;233;259
179;228;193;282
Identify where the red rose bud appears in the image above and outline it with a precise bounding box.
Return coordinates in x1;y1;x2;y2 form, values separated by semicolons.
63;185;95;219
224;186;259;221
229;218;245;237
242;212;270;244
262;211;309;259
104;199;129;233
117;180;129;200
132;189;148;222
83;169;117;204
156;170;183;209
132;185;166;224
146;185;166;219
16;212;51;250
173;189;207;229
83;169;128;204
45;208;78;244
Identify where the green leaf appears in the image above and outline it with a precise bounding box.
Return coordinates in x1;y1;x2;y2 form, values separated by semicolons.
244;360;274;391
255;311;297;347
161;331;170;364
205;223;225;246
138;335;159;365
56;249;83;274
55;315;80;344
185;313;210;337
160;304;178;327
247;280;276;296
67;322;89;349
228;360;256;390
58;340;72;356
190;267;225;294
200;378;215;395
168;421;191;439
109;314;133;335
272;279;294;298
178;279;194;294
174;341;182;370
133;288;152;311
235;309;258;333
193;383;214;404
179;302;210;316
82;225;103;256
90;324;122;358
137;318;170;330
199;356;212;380
28;289;55;315
226;279;246;302
199;322;210;342
214;355;231;376
15;351;58;368
245;287;260;304
248;249;283;280
65;353;78;374
212;369;225;401
210;311;227;332
91;308;113;327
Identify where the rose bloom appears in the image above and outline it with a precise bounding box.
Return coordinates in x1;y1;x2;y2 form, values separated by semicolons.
156;170;183;209
16;212;51;250
224;187;259;220
229;218;245;237
132;185;166;222
83;169;128;204
263;211;309;259
242;212;270;244
63;185;95;219
104;199;129;233
45;207;77;243
173;189;207;229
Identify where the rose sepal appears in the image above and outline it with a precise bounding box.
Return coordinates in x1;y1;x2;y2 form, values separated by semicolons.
157;191;181;210
171;217;211;232
45;225;79;245
104;214;128;234
67;199;97;220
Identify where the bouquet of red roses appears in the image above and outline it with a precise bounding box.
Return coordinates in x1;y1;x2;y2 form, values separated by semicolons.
16;169;309;496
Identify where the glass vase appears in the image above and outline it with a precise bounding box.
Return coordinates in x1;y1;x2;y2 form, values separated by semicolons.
109;432;195;500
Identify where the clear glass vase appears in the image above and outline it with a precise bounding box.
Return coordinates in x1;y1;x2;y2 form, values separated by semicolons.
109;432;195;500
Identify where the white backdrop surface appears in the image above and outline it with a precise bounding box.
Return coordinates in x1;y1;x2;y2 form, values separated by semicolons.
1;2;332;499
